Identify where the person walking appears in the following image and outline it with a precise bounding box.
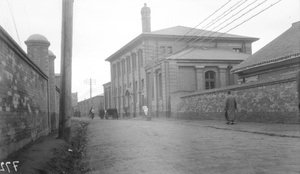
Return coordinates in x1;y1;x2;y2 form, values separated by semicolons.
225;91;237;124
89;107;94;119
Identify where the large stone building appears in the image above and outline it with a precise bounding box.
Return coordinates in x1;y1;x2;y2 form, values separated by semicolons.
105;4;258;118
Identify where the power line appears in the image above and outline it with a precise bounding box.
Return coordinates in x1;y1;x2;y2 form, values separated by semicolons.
142;0;261;59
189;0;268;47
167;0;232;48
176;0;282;59
180;0;247;45
22;0;31;35
7;0;21;45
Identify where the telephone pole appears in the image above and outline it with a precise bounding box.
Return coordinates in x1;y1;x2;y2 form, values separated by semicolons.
58;0;74;142
84;78;96;109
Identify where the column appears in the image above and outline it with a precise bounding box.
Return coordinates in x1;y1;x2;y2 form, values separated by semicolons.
219;66;228;87
196;66;205;91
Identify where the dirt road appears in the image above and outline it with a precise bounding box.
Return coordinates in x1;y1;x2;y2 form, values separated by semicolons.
84;118;300;174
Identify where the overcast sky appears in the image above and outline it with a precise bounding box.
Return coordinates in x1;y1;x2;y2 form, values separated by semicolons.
0;0;299;101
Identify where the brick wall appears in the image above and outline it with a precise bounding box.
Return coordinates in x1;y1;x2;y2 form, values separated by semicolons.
0;28;50;160
175;76;298;123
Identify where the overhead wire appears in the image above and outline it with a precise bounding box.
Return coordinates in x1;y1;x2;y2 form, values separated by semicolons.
187;0;268;47
176;0;282;59
22;0;31;35
0;0;12;34
144;0;271;60
167;0;232;49
179;0;247;45
142;0;257;59
7;0;21;45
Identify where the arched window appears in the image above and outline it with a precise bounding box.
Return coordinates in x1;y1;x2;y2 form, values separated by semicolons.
205;71;216;90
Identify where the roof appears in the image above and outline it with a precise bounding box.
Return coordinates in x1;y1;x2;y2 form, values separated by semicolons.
149;26;258;40
105;26;258;62
167;47;250;61
232;21;300;73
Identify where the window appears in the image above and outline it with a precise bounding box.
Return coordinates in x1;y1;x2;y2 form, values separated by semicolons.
138;49;143;67
117;62;120;76
158;73;162;98
141;79;144;91
122;59;125;74
132;53;137;71
126;56;131;73
205;71;216;90
233;48;242;52
167;46;173;54
159;46;166;55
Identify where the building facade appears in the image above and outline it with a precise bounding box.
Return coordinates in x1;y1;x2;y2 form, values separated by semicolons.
105;4;258;118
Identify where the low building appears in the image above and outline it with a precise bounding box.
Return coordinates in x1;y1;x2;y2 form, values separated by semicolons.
77;94;104;117
232;21;300;83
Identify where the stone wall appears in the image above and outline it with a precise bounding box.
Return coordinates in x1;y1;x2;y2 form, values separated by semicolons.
176;76;298;123
0;28;51;160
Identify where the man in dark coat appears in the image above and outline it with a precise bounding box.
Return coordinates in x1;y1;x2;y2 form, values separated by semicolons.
225;91;237;124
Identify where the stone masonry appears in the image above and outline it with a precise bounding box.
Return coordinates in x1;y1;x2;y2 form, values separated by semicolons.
0;27;58;160
176;76;298;123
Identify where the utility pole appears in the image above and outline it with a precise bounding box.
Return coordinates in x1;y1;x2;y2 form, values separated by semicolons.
58;0;74;142
84;78;96;110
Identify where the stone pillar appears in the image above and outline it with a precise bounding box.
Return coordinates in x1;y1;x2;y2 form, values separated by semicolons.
25;34;50;75
196;66;205;91
219;66;228;87
25;34;50;133
48;50;57;131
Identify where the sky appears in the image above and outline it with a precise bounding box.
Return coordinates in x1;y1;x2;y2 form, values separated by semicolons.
0;0;299;102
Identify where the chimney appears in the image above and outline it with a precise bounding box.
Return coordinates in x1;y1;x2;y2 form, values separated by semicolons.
141;3;151;33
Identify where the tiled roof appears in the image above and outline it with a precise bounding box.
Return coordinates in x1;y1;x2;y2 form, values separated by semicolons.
167;47;250;61
232;21;300;73
105;25;258;62
150;26;258;40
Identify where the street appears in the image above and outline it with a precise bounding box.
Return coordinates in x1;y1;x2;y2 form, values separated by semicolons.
84;118;300;174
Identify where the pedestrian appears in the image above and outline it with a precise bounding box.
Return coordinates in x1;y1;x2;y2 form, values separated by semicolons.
296;70;300;112
225;91;237;124
89;107;94;119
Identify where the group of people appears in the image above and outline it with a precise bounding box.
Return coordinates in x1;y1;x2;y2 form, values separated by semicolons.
224;70;300;125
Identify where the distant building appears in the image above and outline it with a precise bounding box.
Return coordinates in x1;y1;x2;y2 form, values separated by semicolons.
105;4;258;118
77;94;104;117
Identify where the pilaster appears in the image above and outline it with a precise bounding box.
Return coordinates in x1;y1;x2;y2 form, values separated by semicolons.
219;66;228;87
196;66;205;91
